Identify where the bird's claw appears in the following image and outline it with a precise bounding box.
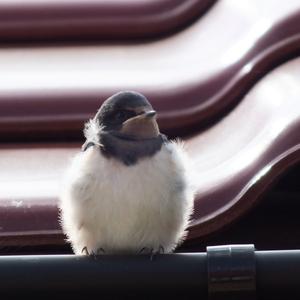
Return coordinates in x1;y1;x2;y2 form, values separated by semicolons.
139;247;147;254
96;248;105;255
139;245;165;260
150;246;165;260
158;245;165;254
81;246;90;255
81;247;105;258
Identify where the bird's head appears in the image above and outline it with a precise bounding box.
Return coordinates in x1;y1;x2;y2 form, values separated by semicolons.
95;91;159;140
83;91;165;165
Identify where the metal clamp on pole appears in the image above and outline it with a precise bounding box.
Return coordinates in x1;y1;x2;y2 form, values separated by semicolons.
207;244;256;299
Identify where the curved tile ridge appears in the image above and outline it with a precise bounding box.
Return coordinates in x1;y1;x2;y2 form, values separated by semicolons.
0;144;75;246
187;57;300;240
0;0;216;42
1;58;300;247
1;0;300;140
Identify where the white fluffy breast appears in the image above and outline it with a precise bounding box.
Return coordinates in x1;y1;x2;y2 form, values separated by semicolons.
59;141;194;255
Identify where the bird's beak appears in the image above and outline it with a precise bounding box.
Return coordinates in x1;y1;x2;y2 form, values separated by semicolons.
120;110;160;139
144;110;157;118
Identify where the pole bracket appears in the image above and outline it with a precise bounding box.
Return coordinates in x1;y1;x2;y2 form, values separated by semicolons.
207;244;256;299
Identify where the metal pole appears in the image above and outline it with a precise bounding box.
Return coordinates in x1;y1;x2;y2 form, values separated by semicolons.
0;246;299;299
257;250;300;299
0;253;208;299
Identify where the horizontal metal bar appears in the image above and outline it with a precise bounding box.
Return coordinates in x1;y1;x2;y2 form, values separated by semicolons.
0;247;300;299
0;253;208;299
257;250;300;299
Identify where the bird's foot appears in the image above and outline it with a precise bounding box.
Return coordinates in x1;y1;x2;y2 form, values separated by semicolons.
158;245;165;254
150;245;165;260
91;248;106;260
81;246;90;255
81;247;105;258
96;248;106;255
139;245;165;260
139;247;148;254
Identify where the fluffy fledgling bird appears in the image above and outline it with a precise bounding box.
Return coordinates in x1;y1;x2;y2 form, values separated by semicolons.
60;91;194;255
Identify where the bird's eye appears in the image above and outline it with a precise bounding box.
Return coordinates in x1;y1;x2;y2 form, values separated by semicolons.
115;111;126;120
114;110;136;121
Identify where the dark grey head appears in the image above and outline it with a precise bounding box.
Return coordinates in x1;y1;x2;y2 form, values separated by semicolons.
86;91;167;165
96;91;154;134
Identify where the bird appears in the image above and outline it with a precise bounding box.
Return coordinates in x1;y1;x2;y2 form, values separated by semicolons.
59;91;194;255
